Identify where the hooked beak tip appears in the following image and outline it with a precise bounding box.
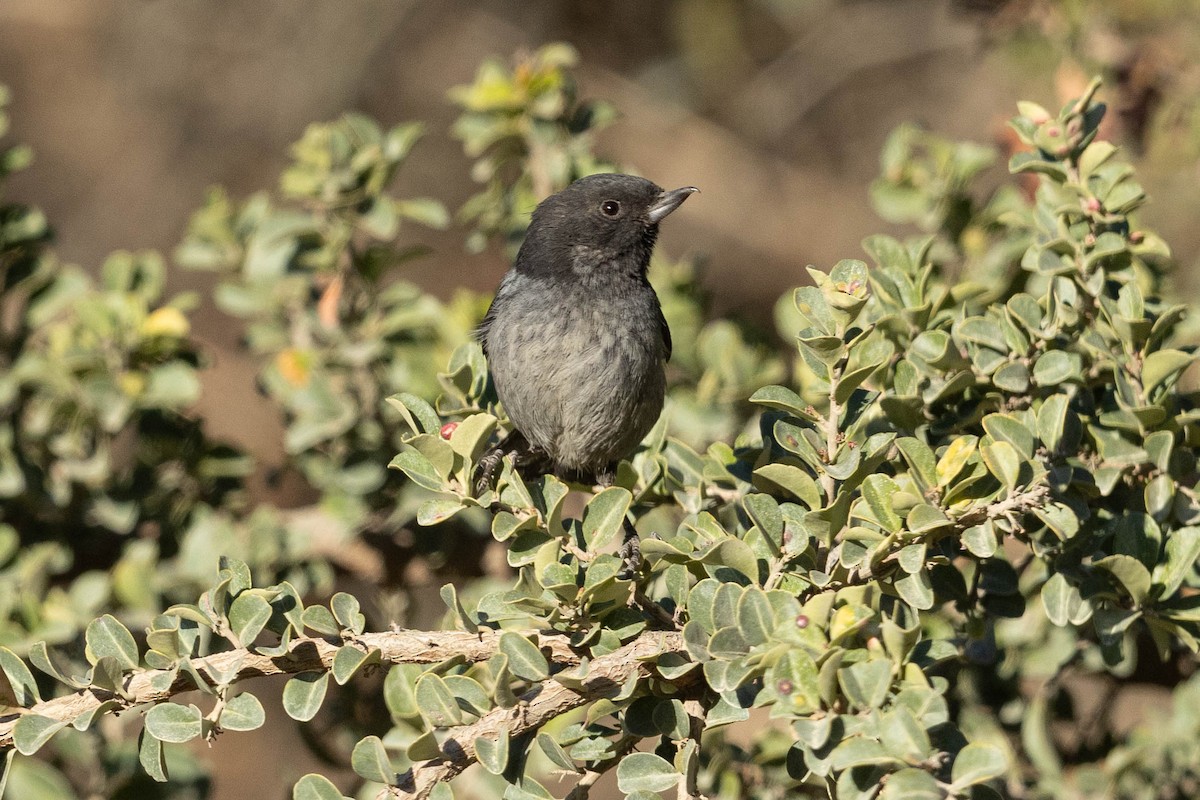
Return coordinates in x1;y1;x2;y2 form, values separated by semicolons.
646;185;699;224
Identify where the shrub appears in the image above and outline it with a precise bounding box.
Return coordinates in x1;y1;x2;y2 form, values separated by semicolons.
0;49;1197;800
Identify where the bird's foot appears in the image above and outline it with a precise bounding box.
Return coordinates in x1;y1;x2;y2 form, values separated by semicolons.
473;445;507;497
474;430;553;497
618;518;642;580
594;463;618;488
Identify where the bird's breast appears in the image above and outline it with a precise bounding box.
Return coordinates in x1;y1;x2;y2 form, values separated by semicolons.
486;278;667;470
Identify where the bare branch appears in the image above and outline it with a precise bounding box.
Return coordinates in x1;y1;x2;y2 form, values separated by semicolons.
379;631;688;800
0;628;581;750
837;483;1050;588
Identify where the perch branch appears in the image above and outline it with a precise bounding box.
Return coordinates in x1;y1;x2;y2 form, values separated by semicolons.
379;631;688;800
0;628;582;750
839;483;1051;587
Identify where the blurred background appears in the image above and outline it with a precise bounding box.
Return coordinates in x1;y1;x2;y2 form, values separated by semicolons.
4;0;1200;465
3;2;1200;796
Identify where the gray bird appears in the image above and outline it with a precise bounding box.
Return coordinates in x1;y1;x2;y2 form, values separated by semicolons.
475;173;698;493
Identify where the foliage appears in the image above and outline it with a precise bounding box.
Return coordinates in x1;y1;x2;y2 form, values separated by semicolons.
1;46;1199;800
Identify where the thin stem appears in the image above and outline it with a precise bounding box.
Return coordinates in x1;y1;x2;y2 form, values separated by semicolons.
821;360;842;506
565;734;639;800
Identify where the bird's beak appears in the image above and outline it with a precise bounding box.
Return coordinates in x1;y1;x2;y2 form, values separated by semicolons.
646;186;699;224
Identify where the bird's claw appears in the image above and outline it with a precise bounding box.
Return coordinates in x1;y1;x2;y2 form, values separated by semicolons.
594;463;617;488
618;519;641;580
474;445;506;497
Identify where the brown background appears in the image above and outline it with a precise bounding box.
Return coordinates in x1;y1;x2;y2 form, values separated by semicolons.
2;2;1196;796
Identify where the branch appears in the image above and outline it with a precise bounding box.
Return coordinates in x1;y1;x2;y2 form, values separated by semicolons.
379;631;688;800
839;483;1051;588
0;629;580;750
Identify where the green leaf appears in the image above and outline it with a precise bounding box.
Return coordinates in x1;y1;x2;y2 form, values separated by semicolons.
829;737;898;771
499;632;549;681
228;593;272;647
980;441;1020;492
794;287;836;336
1033;350;1081;386
750;385;818;419
1142;349;1195;396
753;463;822;509
1036;394;1070;452
936;435;978;487
386;392;440;436
407;730;442;762
475;726;511;776
879;707;932;761
537;733;578;772
85;614;139;671
388;448;445;492
957;316;1008;352
862;474;903;533
416;673;464;727
1042;573;1082;626
302;605;341;636
582;487;632;550
72;700;121;733
962;524;997;558
880;768;941;800
440;583;477;632
445;412;498;462
616;752;680;794
144;703;203;743
743;493;784;545
330;593;366;634
29;642;85;689
139;728;168;783
283;672;329;722
895;569;935;610
838;659;892;710
993;361;1030;392
703;537;759;584
12;714;68;755
1155;527;1200;597
397;197;450;228
896;438;937;492
981;413;1035;459
950;742;1007;790
0;647;41;706
1094;554;1153;604
444;674;491;717
906;504;951;534
351;735;396;784
768;650;820;715
331;645;380;685
293;774;351;800
219;692;265;731
417;496;466;526
737;586;776;646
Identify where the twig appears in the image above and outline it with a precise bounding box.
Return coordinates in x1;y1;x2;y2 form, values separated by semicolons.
377;632;688;800
821;361;843;505
834;483;1049;590
0;629;581;749
564;733;639;800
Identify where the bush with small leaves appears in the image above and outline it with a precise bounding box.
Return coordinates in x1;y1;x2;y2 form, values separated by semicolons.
1;48;1199;800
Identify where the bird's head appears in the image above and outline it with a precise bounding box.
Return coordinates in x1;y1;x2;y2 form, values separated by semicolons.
517;173;698;278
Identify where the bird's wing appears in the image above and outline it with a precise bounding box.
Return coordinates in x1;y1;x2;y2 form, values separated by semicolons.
475;300;497;357
657;305;672;361
475;272;515;357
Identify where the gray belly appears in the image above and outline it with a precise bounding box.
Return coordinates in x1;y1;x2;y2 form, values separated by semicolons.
487;302;666;472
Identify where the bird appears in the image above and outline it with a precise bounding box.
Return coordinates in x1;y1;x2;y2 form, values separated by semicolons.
474;173;698;496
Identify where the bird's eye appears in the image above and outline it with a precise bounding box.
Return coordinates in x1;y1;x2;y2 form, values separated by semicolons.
600;200;621;217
